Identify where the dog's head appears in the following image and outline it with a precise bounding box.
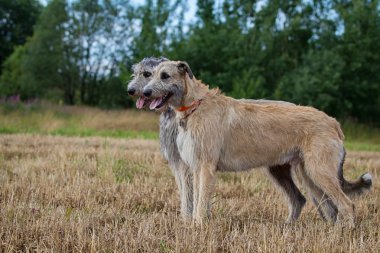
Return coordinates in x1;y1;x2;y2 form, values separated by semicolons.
127;57;168;109
143;61;193;110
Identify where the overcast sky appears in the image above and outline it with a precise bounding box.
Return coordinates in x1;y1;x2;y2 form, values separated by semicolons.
38;0;198;23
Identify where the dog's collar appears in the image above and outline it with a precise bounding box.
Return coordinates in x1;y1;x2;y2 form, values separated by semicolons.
177;99;202;112
176;99;203;119
176;89;219;118
176;93;210;118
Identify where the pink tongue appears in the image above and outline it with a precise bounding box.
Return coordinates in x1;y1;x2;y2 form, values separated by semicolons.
149;97;163;110
136;98;145;109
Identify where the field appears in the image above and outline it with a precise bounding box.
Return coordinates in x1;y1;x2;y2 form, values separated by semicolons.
0;102;160;139
0;104;379;252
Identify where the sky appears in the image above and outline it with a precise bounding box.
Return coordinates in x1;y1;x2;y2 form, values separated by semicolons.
39;0;198;24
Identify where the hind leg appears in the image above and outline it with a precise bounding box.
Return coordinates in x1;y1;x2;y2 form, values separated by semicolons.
303;150;355;227
294;164;338;222
266;164;306;223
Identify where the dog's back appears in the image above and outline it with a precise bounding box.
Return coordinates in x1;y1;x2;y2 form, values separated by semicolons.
182;95;343;170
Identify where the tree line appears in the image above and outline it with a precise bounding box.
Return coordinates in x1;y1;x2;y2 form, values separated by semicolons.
1;0;379;124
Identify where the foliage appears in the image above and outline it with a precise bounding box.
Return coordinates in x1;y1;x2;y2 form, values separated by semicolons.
1;0;380;124
0;45;36;98
0;0;42;69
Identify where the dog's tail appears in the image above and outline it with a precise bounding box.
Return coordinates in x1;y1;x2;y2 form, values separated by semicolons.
339;149;372;198
341;172;372;197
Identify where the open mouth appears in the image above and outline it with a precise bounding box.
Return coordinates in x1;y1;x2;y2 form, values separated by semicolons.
149;92;173;110
136;96;151;109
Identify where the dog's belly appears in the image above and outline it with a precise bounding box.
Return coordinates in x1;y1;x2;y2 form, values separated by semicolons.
216;154;262;172
216;159;254;172
217;147;301;172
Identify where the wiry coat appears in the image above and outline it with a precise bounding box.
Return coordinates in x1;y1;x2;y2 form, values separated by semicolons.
128;58;371;223
128;57;307;220
127;57;193;216
143;60;372;226
159;108;193;215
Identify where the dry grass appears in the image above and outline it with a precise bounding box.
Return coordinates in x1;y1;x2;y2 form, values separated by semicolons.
0;134;379;252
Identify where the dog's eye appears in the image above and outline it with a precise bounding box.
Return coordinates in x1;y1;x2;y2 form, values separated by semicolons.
143;72;151;78
161;72;170;80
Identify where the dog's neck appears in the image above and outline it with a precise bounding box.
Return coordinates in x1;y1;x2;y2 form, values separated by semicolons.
182;77;210;107
175;76;220;118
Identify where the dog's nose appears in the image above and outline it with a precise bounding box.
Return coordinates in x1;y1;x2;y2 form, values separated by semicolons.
127;88;136;96
143;89;152;97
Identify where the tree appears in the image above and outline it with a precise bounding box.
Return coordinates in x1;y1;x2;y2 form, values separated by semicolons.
0;45;36;98
1;0;136;106
24;0;77;104
0;0;71;101
275;49;345;116
334;0;380;123
62;0;136;106
131;0;180;61
1;0;380;124
0;0;42;70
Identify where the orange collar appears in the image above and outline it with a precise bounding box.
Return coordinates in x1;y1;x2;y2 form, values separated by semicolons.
176;91;215;118
176;99;202;112
176;97;205;119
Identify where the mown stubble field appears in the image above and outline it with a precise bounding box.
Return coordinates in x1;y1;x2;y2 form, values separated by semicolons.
0;134;379;252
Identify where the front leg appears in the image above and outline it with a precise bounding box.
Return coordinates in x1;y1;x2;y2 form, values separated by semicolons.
192;168;200;221
177;162;193;219
194;163;217;223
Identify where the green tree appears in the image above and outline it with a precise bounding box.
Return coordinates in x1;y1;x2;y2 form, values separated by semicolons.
24;0;77;104
1;0;136;106
275;49;345;116
70;0;126;105
1;0;380;124
178;0;243;92
335;0;380;123
0;45;37;98
0;0;71;101
0;0;42;69
131;0;179;60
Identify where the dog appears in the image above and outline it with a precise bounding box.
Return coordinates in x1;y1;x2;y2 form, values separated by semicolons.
142;60;372;226
128;57;194;217
128;57;306;221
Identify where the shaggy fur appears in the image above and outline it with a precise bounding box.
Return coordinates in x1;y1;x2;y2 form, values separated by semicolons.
128;57;193;217
127;57;168;108
128;58;307;221
143;60;372;227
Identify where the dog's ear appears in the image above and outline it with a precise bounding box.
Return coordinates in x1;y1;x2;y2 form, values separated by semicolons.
177;61;193;79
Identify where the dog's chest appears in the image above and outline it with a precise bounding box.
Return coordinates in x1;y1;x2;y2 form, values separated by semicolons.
159;109;181;164
176;123;199;169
